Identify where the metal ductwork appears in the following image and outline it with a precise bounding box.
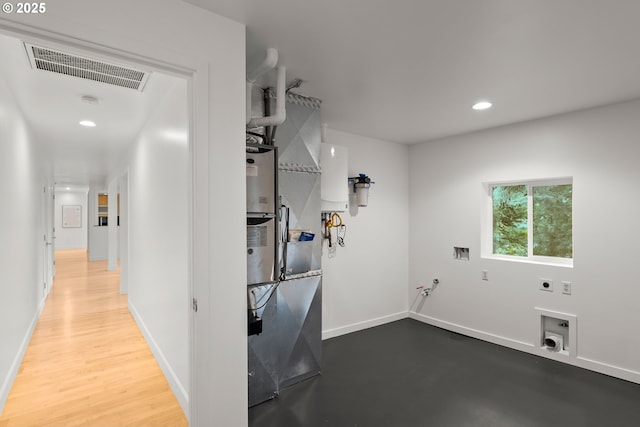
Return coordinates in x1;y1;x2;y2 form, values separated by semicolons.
24;43;150;91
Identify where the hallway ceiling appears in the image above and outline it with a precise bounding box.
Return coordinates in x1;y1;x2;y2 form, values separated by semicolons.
0;33;178;188
186;0;640;144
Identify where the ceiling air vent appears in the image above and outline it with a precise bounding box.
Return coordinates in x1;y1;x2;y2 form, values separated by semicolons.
24;43;150;91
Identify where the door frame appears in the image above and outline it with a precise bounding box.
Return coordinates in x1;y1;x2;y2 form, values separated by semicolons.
0;20;204;424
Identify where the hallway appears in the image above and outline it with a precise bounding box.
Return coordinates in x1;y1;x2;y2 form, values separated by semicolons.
0;250;187;427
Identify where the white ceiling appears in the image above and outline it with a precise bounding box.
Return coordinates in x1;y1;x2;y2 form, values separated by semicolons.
186;0;640;144
0;32;180;188
2;2;640;188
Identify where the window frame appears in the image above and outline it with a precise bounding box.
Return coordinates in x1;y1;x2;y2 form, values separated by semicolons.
482;177;573;268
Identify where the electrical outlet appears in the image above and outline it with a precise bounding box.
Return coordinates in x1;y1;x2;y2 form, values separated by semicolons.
540;279;553;292
481;270;489;281
562;281;572;295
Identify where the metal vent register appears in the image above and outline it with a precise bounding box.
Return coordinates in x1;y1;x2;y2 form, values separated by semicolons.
24;43;150;91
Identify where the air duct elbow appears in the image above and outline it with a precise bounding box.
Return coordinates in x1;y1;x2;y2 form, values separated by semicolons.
248;65;286;128
247;49;278;125
247;48;278;83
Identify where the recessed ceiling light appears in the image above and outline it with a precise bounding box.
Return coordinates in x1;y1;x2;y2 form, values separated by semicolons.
79;120;96;127
472;101;492;111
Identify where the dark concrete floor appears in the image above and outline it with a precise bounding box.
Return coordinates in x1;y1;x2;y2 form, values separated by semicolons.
249;318;640;427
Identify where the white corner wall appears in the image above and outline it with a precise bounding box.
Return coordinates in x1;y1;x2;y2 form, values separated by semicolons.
322;128;409;339
0;71;46;413
54;190;88;250
126;79;189;414
408;99;640;383
2;1;247;425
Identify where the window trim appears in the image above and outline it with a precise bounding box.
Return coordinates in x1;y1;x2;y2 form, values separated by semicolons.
481;177;573;268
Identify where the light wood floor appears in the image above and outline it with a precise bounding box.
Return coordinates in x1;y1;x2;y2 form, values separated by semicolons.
0;249;188;427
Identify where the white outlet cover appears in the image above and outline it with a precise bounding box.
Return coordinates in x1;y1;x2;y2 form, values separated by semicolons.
562;281;572;295
540;278;553;292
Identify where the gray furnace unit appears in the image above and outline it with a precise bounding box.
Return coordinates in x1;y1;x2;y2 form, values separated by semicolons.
246;145;277;286
247;92;322;407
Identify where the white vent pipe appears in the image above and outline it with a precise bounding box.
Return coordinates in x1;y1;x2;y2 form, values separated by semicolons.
247;48;278;83
246;81;254;125
246;48;287;128
246;48;277;125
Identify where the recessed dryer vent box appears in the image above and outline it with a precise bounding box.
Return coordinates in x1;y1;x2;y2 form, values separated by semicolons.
535;308;577;358
453;247;470;260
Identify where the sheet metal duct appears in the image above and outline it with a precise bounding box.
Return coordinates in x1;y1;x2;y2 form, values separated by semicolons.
248;92;323;407
248;275;321;406
248;283;279;405
277;275;322;388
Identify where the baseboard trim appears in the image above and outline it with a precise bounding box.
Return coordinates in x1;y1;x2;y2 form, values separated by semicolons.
322;311;408;340
409;311;533;351
128;301;189;418
0;298;45;415
576;356;640;384
409;311;640;385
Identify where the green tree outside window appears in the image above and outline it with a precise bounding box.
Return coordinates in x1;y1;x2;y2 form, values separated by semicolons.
492;182;572;259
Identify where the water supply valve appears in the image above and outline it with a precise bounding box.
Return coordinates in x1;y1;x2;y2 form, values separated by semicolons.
417;279;440;297
416;285;429;297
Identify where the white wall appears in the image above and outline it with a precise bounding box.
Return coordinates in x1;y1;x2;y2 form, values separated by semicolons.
119;172;129;294
0;70;46;412
107;178;119;271
2;2;247;425
54;190;88;249
408;99;640;383
125;78;189;414
322;128;409;339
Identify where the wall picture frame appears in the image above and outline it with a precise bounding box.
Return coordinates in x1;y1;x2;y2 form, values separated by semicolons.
62;205;82;228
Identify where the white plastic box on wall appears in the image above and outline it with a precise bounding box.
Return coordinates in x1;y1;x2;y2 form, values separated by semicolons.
320;143;348;212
